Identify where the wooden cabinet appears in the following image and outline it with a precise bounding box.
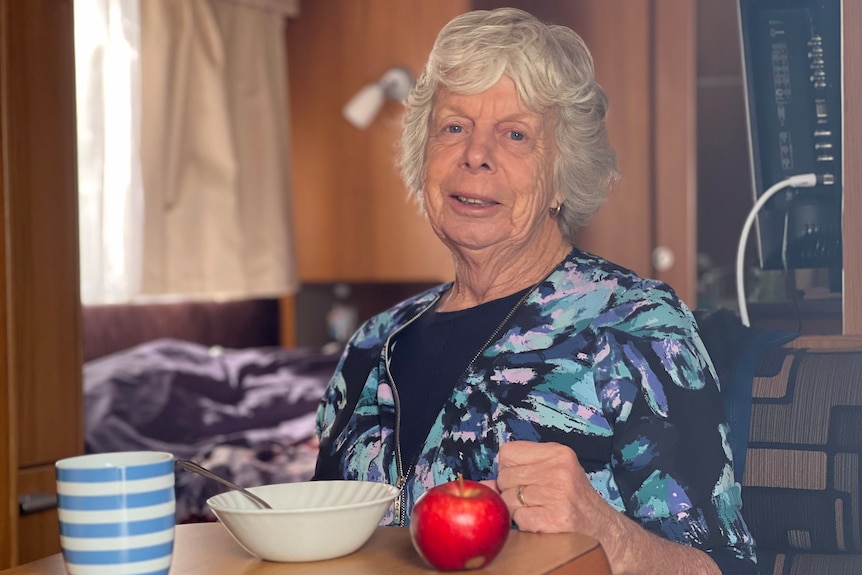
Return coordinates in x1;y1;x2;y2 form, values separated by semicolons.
0;0;83;568
284;0;862;328
287;0;699;305
843;0;862;335
286;0;466;284
477;0;697;305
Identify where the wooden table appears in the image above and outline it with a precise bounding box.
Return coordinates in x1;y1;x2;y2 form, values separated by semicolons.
2;522;611;575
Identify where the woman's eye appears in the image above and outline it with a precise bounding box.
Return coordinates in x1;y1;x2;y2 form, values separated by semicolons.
509;131;525;141
446;125;462;134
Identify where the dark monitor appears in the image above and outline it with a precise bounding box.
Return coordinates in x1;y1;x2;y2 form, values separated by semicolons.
738;0;842;270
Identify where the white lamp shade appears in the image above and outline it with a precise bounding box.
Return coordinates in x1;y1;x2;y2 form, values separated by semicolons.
342;67;414;130
342;83;385;130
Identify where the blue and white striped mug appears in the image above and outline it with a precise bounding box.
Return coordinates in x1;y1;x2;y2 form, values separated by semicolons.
55;451;175;575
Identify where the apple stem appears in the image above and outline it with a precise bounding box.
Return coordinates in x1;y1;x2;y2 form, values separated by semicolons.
457;472;464;496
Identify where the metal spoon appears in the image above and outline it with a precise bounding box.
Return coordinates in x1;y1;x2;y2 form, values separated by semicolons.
175;459;273;510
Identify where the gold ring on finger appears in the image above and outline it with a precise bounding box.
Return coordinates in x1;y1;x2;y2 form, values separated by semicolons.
516;484;528;507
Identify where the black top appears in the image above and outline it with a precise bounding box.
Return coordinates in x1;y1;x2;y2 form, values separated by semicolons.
388;287;531;466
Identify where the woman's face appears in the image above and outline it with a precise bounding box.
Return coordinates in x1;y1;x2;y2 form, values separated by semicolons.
423;75;562;258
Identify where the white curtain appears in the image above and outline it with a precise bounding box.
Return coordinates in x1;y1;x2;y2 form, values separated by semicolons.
75;0;144;305
75;0;299;304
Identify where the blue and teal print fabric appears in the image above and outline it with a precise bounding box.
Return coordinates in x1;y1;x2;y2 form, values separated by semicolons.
314;248;756;568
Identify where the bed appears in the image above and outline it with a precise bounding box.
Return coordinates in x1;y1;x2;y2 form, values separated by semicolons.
81;283;440;522
81;298;342;522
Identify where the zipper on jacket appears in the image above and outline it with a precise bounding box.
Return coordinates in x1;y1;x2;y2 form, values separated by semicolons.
383;295;439;526
393;461;415;525
384;283;538;525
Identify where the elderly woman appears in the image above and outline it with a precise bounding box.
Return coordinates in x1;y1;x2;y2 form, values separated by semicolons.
314;8;755;575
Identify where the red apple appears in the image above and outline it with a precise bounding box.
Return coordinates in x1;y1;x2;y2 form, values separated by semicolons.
409;475;511;571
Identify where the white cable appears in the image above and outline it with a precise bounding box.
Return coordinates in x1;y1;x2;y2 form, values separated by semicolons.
735;173;818;327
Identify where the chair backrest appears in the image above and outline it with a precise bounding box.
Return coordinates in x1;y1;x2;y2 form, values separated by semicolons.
743;344;862;566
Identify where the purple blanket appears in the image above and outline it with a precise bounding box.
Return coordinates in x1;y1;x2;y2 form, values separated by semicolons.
83;338;341;521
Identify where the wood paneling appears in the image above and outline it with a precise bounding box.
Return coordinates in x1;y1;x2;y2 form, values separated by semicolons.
279;295;297;348
788;335;862;350
286;0;463;283
16;467;60;564
652;0;697;307
286;1;701;306
844;0;862;334
0;1;15;566
695;0;751;291
536;1;656;286
572;1;655;286
475;1;696;306
5;0;82;469
0;0;82;567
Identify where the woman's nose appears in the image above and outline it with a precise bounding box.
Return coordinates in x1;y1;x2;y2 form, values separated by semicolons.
462;131;495;171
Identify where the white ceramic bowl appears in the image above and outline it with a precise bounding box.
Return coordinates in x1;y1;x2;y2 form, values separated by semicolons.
206;480;399;562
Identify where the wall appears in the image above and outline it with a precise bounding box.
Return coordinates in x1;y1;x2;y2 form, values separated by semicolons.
483;0;657;281
286;0;465;283
285;1;700;309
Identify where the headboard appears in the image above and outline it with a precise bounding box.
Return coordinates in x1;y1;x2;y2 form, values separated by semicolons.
81;282;443;363
81;298;281;363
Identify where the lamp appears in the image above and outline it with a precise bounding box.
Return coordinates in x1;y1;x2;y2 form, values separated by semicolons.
342;67;414;130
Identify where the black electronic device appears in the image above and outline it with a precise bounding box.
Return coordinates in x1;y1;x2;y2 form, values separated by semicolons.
738;0;842;270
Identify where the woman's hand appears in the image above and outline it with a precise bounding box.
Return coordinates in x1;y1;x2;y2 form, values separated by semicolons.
482;440;613;534
481;441;721;575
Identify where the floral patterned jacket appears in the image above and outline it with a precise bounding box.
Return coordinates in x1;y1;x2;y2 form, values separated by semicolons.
314;248;756;569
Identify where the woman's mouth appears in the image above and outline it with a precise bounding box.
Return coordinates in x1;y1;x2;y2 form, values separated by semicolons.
454;195;497;206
